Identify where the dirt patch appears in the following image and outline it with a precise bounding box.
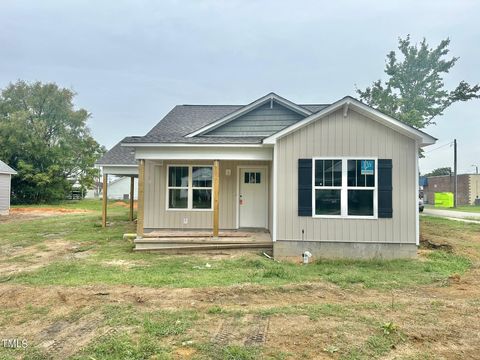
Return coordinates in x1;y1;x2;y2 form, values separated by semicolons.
0;207;93;224
113;201;137;210
11;207;92;216
0;240;92;276
0;274;479;359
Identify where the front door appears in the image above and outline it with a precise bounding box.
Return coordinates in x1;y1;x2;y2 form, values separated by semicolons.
239;168;267;228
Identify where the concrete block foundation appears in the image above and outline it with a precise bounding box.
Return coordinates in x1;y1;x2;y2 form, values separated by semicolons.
274;240;417;261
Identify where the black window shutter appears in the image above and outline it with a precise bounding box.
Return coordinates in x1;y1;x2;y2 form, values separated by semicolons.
378;159;393;218
298;159;312;216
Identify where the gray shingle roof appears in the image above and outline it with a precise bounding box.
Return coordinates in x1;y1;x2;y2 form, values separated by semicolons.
96;137;137;166
123;103;328;144
98;100;330;166
0;160;17;174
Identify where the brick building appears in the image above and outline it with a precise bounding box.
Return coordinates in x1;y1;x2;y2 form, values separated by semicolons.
424;174;480;205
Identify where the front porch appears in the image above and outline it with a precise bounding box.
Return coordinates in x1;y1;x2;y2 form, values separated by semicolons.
134;229;273;253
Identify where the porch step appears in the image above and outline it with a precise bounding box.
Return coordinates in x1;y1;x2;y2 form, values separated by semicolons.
143;231;257;238
136;237;265;244
134;238;273;252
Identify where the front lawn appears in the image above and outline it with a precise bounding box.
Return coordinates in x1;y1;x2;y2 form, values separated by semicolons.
0;200;471;290
1;200;479;359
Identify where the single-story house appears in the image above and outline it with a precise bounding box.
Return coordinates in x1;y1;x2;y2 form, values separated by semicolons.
423;174;480;206
99;177;139;200
0;160;17;216
97;93;437;260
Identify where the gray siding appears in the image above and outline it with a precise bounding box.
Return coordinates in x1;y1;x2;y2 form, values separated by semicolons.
144;160;271;230
275;108;417;245
206;102;305;137
0;174;11;215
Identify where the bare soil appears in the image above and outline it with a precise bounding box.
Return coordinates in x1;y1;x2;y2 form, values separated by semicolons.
1;208;93;223
0;267;479;358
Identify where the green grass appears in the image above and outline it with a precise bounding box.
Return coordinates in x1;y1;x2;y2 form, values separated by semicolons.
0;200;473;291
1;249;470;290
425;204;480;213
72;333;170;360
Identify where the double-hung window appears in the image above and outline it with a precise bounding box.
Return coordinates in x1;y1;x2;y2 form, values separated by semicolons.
167;165;213;210
313;158;377;218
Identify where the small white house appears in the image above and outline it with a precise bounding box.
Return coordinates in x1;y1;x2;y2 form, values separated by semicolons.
100;176;138;200
0;160;17;215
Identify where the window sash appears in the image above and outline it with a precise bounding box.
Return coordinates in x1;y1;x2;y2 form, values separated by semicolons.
312;157;378;218
167;165;213;210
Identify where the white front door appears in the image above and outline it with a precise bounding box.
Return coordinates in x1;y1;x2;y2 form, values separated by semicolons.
239;168;267;228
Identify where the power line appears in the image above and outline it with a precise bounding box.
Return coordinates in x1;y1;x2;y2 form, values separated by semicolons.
424;141;454;154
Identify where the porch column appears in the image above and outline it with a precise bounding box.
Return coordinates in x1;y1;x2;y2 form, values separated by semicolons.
129;176;135;221
137;159;145;238
213;160;220;237
102;174;108;227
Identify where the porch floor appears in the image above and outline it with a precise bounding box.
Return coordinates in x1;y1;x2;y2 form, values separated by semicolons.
134;229;273;253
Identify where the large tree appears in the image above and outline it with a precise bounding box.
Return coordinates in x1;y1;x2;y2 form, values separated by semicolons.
357;36;480;129
0;80;105;203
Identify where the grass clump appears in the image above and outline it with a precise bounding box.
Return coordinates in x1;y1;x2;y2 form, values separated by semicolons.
72;333;169;360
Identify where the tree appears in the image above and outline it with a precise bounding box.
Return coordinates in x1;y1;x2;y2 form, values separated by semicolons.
424;167;452;177
0;80;105;203
357;36;480;129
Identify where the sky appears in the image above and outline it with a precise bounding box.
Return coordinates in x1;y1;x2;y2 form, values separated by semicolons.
0;0;478;174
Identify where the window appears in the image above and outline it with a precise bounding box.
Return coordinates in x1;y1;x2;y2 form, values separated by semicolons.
167;165;213;210
244;172;261;184
314;160;342;215
313;158;377;218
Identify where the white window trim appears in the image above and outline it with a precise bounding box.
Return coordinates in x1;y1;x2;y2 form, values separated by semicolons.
311;157;378;219
166;164;213;211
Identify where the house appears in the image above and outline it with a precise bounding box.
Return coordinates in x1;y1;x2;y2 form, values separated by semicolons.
99;177;138;200
423;174;480;206
0;160;17;216
97;93;437;260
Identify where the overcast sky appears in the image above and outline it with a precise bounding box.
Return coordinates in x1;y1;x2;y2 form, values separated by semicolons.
1;0;478;174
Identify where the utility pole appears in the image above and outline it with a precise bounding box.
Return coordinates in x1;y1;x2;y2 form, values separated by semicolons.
453;139;457;208
472;164;479;174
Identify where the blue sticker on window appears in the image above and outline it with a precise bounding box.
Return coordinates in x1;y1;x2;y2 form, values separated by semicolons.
361;160;374;175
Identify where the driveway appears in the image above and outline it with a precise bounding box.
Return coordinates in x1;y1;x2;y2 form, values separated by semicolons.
423;207;480;223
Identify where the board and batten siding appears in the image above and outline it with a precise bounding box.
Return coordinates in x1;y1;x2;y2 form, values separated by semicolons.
0;174;12;215
143;159;271;230
206;102;305;137
276;108;417;244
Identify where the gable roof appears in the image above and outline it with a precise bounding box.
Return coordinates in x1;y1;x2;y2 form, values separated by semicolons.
111;93;435;158
96;137;137;166
185;92;314;138
122;97;328;145
263;96;437;146
0;160;17;175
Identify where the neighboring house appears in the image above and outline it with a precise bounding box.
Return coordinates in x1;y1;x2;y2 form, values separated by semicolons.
0;160;17;216
100;177;138;200
97;93;437;260
423;174;480;206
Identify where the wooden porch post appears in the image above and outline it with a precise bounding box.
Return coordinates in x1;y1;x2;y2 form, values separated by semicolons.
213;160;220;238
102;174;108;227
137;160;145;238
129;176;134;221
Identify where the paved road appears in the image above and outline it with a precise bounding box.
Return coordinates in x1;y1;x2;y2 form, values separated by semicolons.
422;208;480;223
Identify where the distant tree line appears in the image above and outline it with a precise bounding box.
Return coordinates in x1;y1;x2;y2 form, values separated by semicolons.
0;80;105;203
423;167;452;177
